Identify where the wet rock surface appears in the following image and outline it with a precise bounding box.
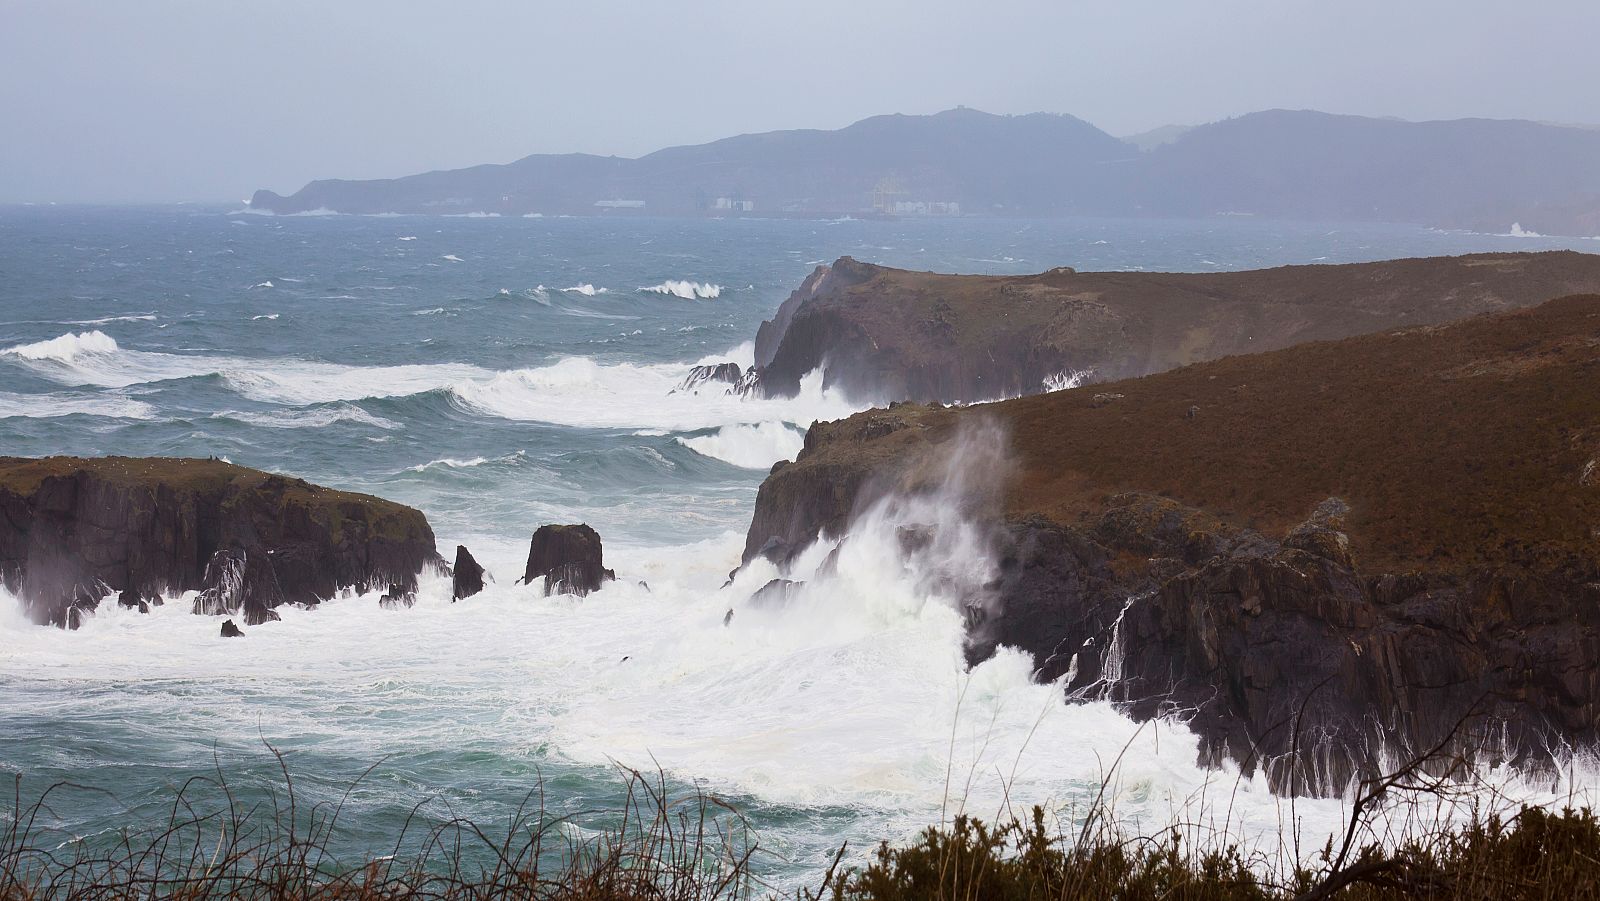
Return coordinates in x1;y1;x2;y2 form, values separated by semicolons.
523;524;614;597
0;456;442;628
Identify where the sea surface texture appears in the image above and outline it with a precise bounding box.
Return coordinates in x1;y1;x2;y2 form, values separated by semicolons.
2;207;1596;882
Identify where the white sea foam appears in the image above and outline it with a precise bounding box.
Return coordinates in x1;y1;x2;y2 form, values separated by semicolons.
406;455;490;472
639;280;723;300
68;314;157;326
1042;369;1091;392
562;284;607;296
251;280;275;289
444;212;501;218
287;207;340;217
5;426;1587;886
676;422;805;469
3;330;121;362
0;391;156;420
398;236;418;241
251;313;280;321
448;356;858;432
441;254;465;262
1502;222;1545;238
211;404;400;430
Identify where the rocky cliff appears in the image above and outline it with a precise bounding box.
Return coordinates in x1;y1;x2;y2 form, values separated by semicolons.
744;294;1600;794
0;457;442;627
745;251;1600;405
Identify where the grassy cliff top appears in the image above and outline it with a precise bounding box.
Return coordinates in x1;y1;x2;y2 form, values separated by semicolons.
784;293;1600;573
0;455;421;519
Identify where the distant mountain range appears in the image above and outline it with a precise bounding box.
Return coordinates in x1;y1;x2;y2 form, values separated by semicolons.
250;107;1600;236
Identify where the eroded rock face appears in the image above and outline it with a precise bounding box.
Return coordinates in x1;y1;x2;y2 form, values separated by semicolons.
0;456;442;628
970;496;1600;795
452;545;486;601
742;295;1600;795
523;524;614;597
743;252;1600;405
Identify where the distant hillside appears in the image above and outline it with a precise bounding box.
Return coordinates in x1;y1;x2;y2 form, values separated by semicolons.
250;107;1600;235
249;108;1133;219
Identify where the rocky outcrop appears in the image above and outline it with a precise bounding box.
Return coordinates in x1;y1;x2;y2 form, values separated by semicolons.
745;294;1600;794
744;252;1600;405
0;457;442;628
522;524;614;597
452;545;486;601
220;619;244;638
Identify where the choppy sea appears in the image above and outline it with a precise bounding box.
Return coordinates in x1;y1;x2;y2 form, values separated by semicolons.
2;206;1596;884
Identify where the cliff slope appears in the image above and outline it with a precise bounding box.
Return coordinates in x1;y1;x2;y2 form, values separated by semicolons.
749;251;1600;404
0;457;441;627
746;295;1600;793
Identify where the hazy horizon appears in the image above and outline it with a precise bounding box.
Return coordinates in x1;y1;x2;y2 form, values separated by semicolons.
4;0;1598;204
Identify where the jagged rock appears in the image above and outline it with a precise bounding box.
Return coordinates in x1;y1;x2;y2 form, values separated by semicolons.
193;548;283;625
378;583;415;610
523;524;614;597
116;588;150;614
219;619;244;638
673;363;743;395
0;456;442;628
451;545;485;601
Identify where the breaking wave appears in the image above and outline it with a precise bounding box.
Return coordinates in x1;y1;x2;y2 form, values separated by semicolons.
639;281;723;300
3;330;121;362
676;422;806;469
0;391;156;421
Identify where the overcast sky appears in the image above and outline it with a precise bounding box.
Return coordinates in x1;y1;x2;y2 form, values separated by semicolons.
3;0;1597;203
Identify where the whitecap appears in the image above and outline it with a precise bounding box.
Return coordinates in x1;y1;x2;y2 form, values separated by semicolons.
0;391;156;420
211;404;400;430
398;236;418;241
562;284;607;296
676;422;806;469
441;254;464;262
251;313;279;321
639;280;723;300
250;281;274;289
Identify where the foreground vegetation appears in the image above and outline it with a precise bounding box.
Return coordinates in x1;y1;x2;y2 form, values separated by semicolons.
3;750;1598;901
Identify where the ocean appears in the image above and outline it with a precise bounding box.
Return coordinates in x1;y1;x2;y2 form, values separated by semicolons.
2;206;1596;884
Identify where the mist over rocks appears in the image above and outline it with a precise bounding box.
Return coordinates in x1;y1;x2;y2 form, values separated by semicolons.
740;251;1600;406
0;456;442;628
744;294;1600;795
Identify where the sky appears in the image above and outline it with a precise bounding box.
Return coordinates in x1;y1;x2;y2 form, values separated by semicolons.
3;0;1597;203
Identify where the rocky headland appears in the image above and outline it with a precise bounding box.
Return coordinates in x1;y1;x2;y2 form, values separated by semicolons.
744;293;1600;794
0;456;442;628
742;251;1600;404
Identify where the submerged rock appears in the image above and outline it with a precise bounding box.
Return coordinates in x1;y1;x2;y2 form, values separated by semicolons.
673;362;743;395
451;545;486;601
522;524;614;597
0;456;442;628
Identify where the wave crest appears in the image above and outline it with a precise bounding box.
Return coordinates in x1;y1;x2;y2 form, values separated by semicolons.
639;281;722;300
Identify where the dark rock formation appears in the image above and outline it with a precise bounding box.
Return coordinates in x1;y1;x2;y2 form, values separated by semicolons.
452;545;485;601
744;252;1600;405
220;619;244;638
745;294;1600;794
523;524;614;597
0;457;442;628
673;363;743;395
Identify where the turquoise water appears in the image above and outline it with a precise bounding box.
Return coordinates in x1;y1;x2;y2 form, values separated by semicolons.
2;207;1596;883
